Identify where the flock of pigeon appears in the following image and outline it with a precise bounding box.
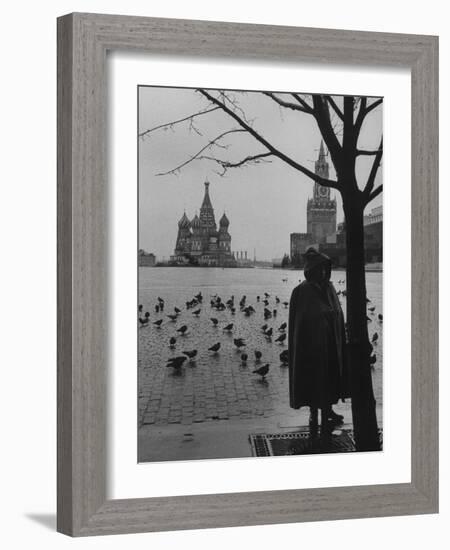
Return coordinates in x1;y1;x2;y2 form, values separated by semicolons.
138;278;382;382
138;289;294;382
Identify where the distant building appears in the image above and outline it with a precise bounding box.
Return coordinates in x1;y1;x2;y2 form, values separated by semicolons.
320;207;383;266
138;249;156;267
170;180;237;267
307;141;337;243
290;143;382;267
233;250;253;267
290;141;337;264
363;206;383;262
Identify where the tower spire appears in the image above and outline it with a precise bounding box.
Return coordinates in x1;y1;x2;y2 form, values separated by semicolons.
318;140;325;161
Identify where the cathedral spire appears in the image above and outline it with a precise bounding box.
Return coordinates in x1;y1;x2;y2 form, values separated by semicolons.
199;179;216;228
201;179;213;211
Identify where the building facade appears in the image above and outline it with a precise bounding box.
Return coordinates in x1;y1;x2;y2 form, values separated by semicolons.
138;250;156;266
171;180;237;267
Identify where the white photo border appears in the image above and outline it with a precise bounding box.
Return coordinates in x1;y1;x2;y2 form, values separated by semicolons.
107;51;411;499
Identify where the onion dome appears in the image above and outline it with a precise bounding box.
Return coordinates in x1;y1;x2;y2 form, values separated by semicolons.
178;212;191;228
191;214;201;229
219;212;230;227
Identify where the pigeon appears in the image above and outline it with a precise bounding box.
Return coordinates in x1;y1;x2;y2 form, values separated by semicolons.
368;306;376;312
279;350;289;364
182;349;198;360
278;322;287;331
261;324;268;332
263;299;269;307
176;325;188;335
138;304;143;313
166;356;187;370
169;336;176;348
275;333;286;344
233;338;246;349
174;307;181;314
264;292;270;298
241;353;248;364
153;319;163;327
140;312;150;322
273;309;277;317
210;318;219;326
192;308;201;316
167;314;178;321
366;316;372;322
155;304;160;313
139;317;149;326
283;301;289;308
223;323;234;332
275;296;280;304
254;350;262;361
372;332;379;343
253;364;269;380
256;296;260;301
369;354;377;365
264;327;273;338
378;314;383;322
208;342;221;353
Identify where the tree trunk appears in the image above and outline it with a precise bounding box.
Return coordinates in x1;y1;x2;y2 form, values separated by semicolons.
343;193;381;451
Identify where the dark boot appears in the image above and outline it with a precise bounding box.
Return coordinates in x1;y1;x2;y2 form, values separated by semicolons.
309;407;318;439
320;407;333;451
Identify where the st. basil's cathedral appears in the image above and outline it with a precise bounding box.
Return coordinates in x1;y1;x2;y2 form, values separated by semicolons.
170;180;237;267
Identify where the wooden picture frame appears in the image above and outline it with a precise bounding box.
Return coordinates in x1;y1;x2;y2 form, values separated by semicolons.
57;12;438;536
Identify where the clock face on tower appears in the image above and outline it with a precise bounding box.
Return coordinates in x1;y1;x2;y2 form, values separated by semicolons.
319;185;328;198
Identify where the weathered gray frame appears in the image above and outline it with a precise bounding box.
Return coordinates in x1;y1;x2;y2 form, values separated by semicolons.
57;12;438;536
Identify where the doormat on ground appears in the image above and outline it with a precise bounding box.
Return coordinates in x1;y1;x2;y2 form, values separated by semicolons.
249;428;383;456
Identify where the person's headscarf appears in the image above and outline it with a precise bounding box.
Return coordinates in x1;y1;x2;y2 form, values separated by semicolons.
303;247;331;283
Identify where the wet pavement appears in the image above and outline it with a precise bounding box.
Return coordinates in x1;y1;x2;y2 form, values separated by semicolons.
138;267;383;461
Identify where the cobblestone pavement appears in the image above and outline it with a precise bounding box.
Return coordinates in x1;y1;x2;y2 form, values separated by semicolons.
138;267;383;430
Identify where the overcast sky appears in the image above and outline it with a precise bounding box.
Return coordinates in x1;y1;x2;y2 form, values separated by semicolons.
138;87;382;261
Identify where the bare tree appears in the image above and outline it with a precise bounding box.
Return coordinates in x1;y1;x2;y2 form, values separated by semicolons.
140;89;383;451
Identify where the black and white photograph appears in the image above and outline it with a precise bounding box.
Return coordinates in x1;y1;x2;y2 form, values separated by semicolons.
138;86;383;462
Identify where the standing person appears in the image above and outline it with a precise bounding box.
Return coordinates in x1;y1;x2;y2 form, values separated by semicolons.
288;247;349;442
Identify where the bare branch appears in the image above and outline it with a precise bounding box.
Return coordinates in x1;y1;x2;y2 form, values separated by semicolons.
198;152;273;176
311;95;342;168
139;106;220;138
263;92;313;114
363;137;383;201
291;93;315;114
218;91;253;125
366;184;383;203
197;89;339;189
155;129;246;176
354;97;367;137
325;96;344;121
354;97;383;140
364;98;383;116
357;147;383;156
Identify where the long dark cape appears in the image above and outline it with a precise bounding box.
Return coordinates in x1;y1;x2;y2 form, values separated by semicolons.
288;280;349;409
